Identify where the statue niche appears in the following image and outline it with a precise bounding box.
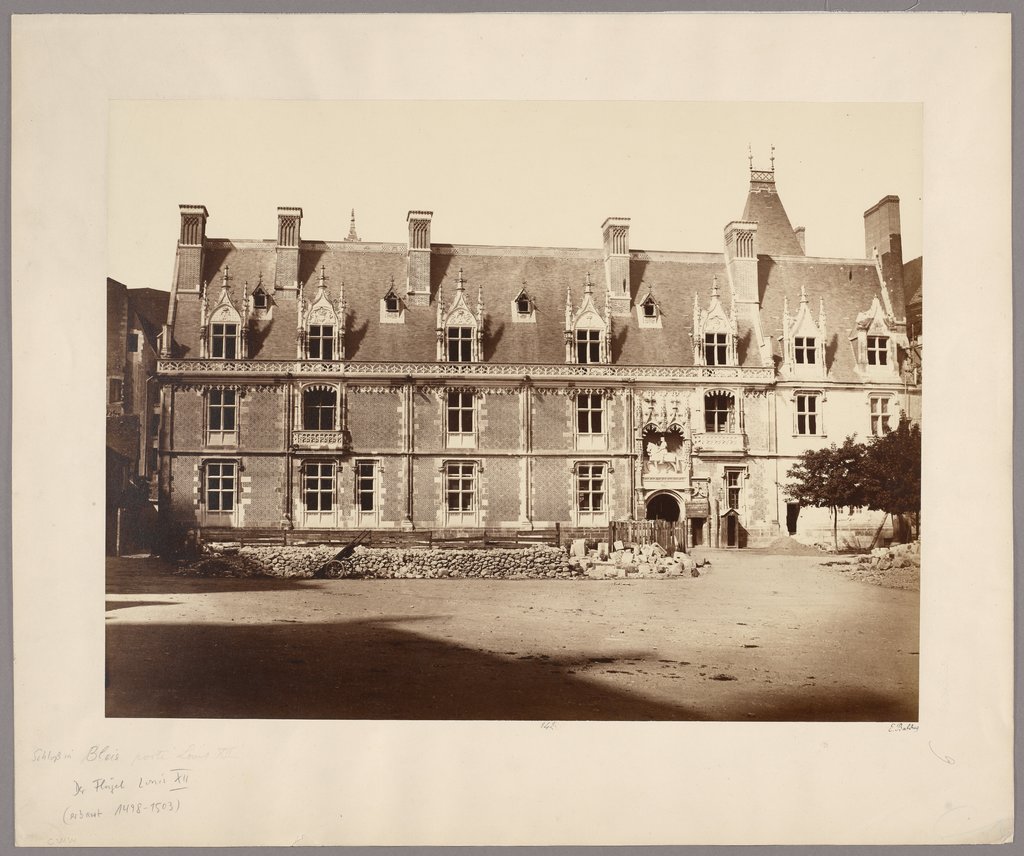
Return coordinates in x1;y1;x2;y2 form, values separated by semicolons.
642;426;687;476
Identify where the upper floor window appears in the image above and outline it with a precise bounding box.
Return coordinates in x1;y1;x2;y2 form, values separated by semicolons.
308;324;335;361
867;335;888;366
446;391;476;448
576;393;604;435
870;395;892;436
302;387;337;431
207;389;237;445
704;392;735;433
794;336;816;365
211;322;238;359
576;329;601;364
127;331;140;353
447;327;474;362
704;332;728;366
107;378;123;405
725;469;743;510
796;393;820;436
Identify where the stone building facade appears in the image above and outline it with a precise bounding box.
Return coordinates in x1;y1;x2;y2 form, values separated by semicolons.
155;161;921;548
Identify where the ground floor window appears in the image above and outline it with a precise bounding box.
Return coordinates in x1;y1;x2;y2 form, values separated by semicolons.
446;462;476;513
303;461;336;512
356;460;377;513
205;461;236;512
576;462;606;523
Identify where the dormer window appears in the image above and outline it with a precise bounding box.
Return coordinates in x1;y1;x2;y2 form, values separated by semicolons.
867;335;888;366
436;268;483;362
211;322;238;359
704;332;728;366
380;280;406;325
447;327;474;362
576;329;601;364
252;288;269;310
516;293;531;315
385;293;400;313
308;324;335;360
641;295;657;318
794;337;816;364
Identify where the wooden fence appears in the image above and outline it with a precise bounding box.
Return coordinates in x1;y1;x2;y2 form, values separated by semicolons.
607;519;688;554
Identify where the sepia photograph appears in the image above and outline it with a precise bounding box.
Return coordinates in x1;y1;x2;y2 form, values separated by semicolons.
14;13;1011;847
105;100;922;722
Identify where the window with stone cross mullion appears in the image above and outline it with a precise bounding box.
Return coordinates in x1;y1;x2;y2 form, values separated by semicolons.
307;324;334;360
576;329;601;363
211;322;238;359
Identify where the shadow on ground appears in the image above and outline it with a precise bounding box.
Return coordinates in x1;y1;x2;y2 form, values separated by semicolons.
106;616;914;721
106;557;319;596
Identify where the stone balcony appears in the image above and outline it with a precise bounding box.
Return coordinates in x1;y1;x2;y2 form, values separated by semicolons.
692;432;747;454
291;430;350;451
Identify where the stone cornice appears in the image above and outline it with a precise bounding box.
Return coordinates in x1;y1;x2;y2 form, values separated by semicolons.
157;359;777;384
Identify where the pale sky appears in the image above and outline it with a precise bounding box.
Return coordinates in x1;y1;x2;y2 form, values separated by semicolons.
108;101;922;291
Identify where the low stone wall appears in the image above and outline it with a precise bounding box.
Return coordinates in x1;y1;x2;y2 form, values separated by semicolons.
196;543;574;579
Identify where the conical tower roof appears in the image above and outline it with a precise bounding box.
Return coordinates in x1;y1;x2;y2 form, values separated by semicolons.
741;148;804;257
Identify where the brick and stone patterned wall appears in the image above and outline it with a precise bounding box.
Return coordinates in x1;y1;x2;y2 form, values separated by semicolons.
168;455;200;524
348;390;403;452
376;454;405;524
479;394;520;451
743;391;771;452
241;456;284;526
606;393;625;452
171;389;205;449
481;457;520;524
532;394;573;451
413;456;443;527
412;389;443;452
532;457;572;523
239;387;285;450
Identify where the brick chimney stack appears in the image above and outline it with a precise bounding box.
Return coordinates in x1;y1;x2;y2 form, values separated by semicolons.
724;220;759;304
794;226;806;254
864;195;905;317
602;217;632;316
275;207;302;291
174;204;208;292
406;210;433;306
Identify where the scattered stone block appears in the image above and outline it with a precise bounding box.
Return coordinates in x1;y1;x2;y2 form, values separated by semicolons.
571;538;587;558
613;540;625;552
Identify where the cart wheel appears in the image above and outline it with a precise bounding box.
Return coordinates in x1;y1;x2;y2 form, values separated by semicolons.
320;559;356;578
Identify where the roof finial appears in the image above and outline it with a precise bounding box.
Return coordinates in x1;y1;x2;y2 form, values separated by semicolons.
770;144;775;171
584;271;593;294
221;266;230;290
711;274;720;299
456;266;466;291
799;282;808;306
345;209;361;242
318;265;327;290
256;271;263;288
748;144;753;171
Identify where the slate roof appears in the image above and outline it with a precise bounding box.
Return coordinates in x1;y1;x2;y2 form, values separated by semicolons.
168;173;908;383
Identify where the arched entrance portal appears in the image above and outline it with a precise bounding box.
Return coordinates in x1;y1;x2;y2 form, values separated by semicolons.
645;493;681;522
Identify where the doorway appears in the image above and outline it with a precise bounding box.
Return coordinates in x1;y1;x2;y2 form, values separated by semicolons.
646;493;680;522
726;514;738;547
690;517;705;547
786;502;800;535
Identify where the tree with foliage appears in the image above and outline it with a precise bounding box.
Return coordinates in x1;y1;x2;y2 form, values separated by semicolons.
860;418;921;541
785;436;866;553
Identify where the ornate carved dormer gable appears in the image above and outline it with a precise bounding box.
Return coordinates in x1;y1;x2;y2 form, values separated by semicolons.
850;295;899;377
636;286;662;329
297;266;342;361
565;272;610;365
436;267;483;362
202;268;243;359
692;276;739;367
781;284;827;379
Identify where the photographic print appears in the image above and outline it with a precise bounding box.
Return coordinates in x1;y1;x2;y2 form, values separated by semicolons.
15;13;1012;847
105;100;922;722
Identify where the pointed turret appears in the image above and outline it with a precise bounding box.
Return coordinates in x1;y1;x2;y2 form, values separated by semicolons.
345;209;361;242
740;146;804;256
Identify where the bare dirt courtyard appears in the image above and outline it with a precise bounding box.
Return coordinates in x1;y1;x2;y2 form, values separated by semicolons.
105;550;918;721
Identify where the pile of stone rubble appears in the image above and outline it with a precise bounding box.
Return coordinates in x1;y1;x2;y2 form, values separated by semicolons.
567;539;709;579
183;539;706;581
827;540;920;591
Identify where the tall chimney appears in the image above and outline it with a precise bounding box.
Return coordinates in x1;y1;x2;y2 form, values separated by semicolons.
793;226;806;254
406;210;433;306
864;196;905;317
724;220;759;304
601;217;631;316
174;204;208;292
274;207;302;291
